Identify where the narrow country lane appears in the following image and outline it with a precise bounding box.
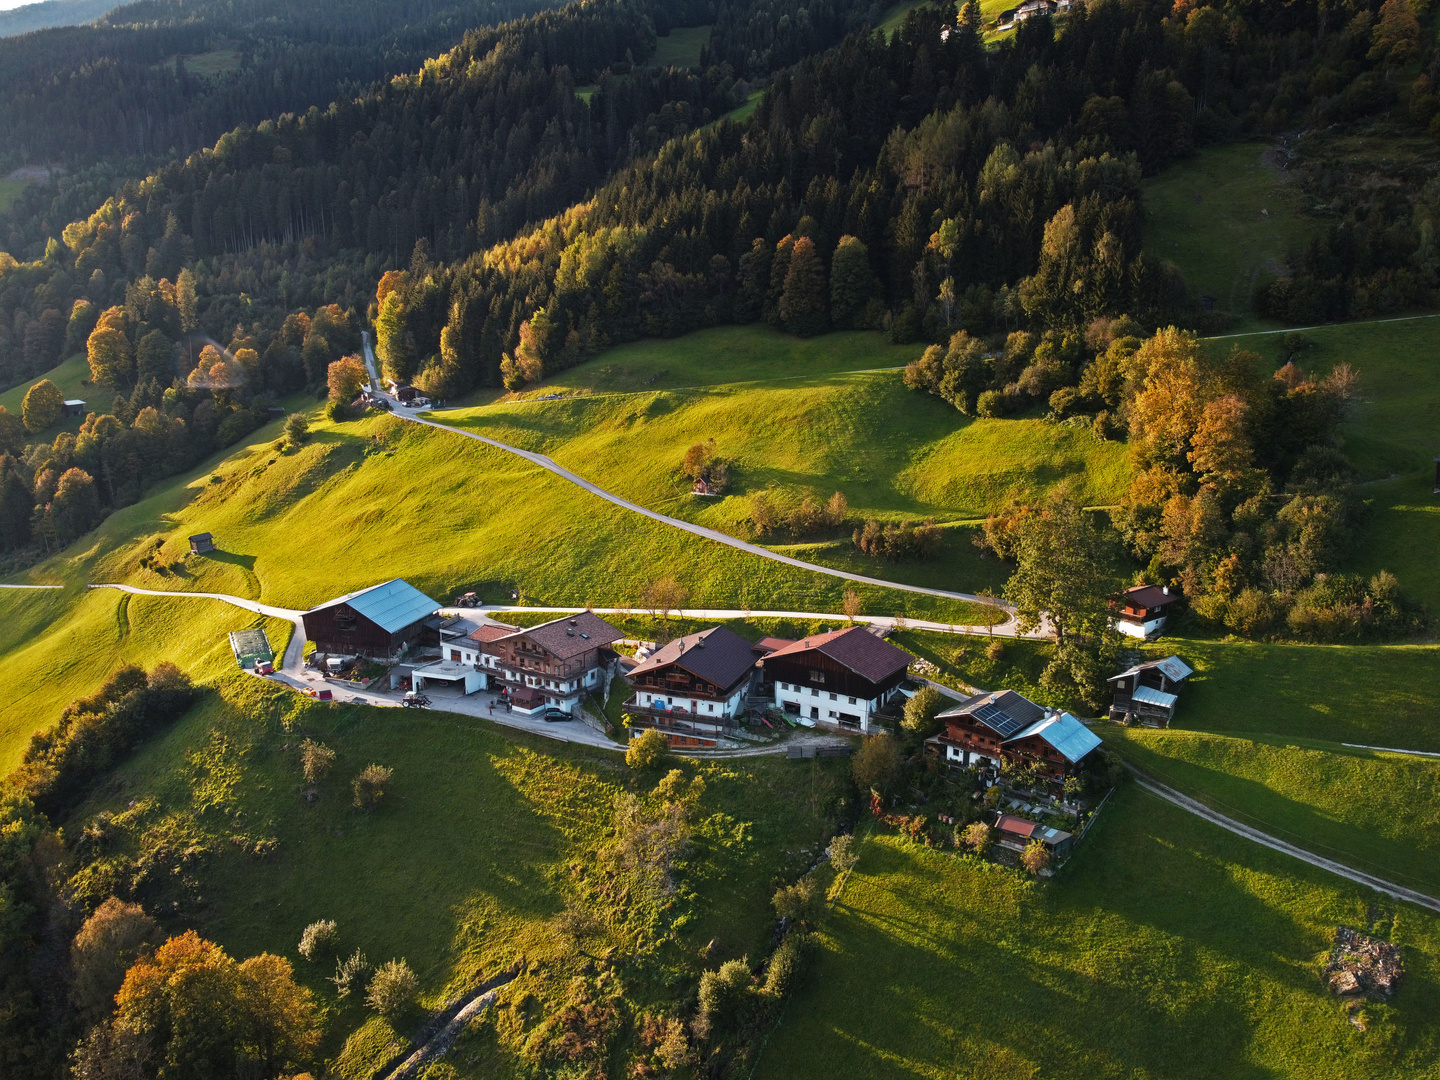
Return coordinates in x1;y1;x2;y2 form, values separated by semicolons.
361;334;1022;615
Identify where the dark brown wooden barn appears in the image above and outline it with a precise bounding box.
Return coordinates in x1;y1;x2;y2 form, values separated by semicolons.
301;579;441;660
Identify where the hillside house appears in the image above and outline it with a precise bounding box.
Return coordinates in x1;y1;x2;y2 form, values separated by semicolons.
626;626;758;743
188;533;214;554
759;626;911;732
927;689;1102;778
479;611;622;715
1108;655;1194;726
302;579;441;660
1113;584;1181;639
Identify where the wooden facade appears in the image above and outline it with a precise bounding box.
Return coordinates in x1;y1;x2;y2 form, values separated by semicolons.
763;650;902;702
303;602;424;660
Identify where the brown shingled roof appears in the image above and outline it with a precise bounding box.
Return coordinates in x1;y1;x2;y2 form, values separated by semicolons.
761;625;912;682
628;626;757;689
751;636;795;655
469;621;519;643
498;611;623;660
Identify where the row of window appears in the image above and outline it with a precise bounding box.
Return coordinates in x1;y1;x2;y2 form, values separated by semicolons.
777;682;859;705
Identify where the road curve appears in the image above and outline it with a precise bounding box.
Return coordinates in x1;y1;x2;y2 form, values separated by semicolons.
361;335;1016;615
1132;771;1440;914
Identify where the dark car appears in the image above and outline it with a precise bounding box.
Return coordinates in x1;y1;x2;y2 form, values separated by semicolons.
543;707;571;722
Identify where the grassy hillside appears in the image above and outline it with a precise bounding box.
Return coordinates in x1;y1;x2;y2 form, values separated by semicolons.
438;330;1131;529
1203;314;1440;610
1143;141;1315;322
0;406;997;765
64;669;850;1070
757;791;1440;1080
1104;725;1440;892
0;353;92;434
650;24;710;67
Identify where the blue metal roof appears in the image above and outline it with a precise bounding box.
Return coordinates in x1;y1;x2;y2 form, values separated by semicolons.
323;579;439;633
1012;712;1102;764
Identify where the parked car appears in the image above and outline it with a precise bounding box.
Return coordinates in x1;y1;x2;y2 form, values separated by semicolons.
543;707;571;722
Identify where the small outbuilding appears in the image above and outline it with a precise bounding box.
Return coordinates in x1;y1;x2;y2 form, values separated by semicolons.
188;533;215;555
62;399;87;417
1108;655;1193;727
301;578;441;661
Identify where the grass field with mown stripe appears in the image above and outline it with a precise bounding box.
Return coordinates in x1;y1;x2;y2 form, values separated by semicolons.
757;789;1440;1080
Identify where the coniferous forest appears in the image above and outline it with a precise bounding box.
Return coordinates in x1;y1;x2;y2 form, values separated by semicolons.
0;0;1438;1072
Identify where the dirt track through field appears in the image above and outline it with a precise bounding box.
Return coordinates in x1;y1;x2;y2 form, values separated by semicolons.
361;334;1020;615
1131;770;1440;913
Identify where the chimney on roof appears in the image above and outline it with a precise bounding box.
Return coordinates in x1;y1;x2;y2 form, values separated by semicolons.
566;628;575;636
1162;585;1170;596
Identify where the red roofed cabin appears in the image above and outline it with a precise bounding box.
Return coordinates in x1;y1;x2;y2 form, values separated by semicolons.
759;625;912;732
477;611;623;715
1113;584;1180;639
625;626;759;747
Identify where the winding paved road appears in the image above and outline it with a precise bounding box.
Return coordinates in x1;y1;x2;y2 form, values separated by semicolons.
361;335;1016;615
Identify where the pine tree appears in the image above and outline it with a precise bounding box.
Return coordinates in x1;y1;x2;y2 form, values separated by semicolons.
829;235;877;329
374;292;413;383
766;235;794;327
779;237;828;337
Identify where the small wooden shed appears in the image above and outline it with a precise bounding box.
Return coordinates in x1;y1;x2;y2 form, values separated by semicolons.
62;399;86;417
188;533;215;555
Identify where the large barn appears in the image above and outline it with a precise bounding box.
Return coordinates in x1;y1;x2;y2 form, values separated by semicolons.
302;579;441;660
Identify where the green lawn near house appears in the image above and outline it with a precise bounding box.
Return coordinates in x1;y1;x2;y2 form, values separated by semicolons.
1132;636;1440;751
649;24;710;68
1102;724;1440;894
756;788;1440;1080
1143;141;1315;320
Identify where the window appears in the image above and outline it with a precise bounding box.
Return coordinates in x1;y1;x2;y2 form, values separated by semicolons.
848;696;857;705
808;670;826;684
450;649;461;661
828;692;836;701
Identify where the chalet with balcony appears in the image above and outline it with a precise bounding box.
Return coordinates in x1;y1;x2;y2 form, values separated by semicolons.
926;689;1102;778
759;626;911;732
478;611;622;715
625;626;758;746
1108;655;1193;727
1113;584;1181;639
302;579;441;661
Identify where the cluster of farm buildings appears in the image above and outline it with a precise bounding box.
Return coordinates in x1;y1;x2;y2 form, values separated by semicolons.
296;577;1192;760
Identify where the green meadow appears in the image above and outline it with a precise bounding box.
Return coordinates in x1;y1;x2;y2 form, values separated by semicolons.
0;353;93;434
650;24;710;68
1143;140;1316;322
757;792;1440;1080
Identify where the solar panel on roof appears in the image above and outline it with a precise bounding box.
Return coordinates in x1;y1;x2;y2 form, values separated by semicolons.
973;701;1023;737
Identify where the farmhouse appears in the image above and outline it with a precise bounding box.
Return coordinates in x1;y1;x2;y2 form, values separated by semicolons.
302;579;441;661
927;689;1102;777
1113;584;1181;639
626;626;758;742
759;625;911;732
478;611;622;715
1108;655;1194;726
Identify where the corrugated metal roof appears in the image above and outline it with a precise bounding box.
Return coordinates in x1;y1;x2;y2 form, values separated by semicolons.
315;579;441;633
1012;712;1102;763
1131;684;1178;709
1108;655;1194;683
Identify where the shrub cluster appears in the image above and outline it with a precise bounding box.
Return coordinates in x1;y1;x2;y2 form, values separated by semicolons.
852;517;942;562
8;663;194;815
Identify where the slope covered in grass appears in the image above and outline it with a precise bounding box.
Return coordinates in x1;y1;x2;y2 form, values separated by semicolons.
758;790;1440;1080
1143;141;1315;322
66;669;850;1068
439;340;1131;528
1104;725;1440;893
